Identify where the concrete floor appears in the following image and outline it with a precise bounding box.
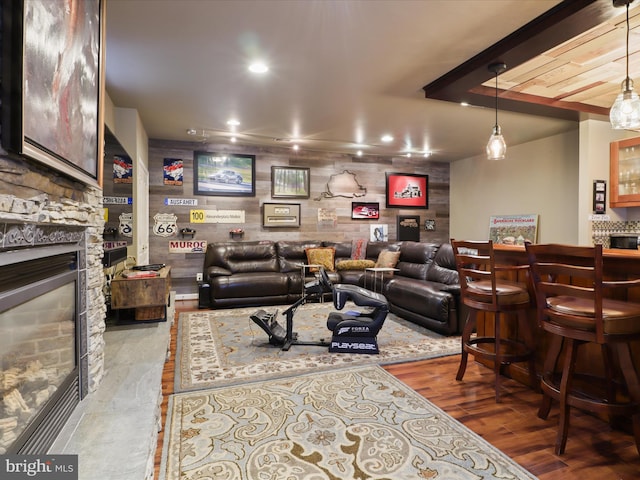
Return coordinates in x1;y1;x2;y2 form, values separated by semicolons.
50;299;174;480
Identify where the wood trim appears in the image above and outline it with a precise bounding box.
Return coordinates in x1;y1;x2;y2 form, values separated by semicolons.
422;0;620;119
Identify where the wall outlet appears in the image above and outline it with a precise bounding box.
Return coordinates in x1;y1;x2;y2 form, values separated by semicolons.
196;273;203;282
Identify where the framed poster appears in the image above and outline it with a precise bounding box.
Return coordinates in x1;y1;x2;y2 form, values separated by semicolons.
193;151;256;196
351;202;379;220
385;173;428;208
397;215;420;241
271;166;310;198
2;0;103;187
163;158;184;186
263;203;301;227
489;214;538;245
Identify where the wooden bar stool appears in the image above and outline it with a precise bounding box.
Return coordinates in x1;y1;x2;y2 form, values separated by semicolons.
452;240;537;402
525;243;640;456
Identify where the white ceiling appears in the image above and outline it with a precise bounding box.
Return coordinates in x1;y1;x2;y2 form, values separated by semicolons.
105;0;581;162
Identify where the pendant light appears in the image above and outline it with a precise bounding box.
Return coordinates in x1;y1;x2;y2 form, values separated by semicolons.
610;0;640;129
486;62;507;160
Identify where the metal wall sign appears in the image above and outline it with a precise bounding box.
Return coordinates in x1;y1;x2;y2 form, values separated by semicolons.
168;240;207;253
189;209;245;224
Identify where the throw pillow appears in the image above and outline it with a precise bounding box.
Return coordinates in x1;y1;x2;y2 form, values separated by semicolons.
335;259;376;271
305;247;336;272
375;250;401;269
351;238;368;260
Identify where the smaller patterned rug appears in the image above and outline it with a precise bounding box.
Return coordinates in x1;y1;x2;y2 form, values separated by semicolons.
176;302;460;392
160;365;537;480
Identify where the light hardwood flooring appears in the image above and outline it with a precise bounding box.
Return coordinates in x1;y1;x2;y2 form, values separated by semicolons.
155;300;640;479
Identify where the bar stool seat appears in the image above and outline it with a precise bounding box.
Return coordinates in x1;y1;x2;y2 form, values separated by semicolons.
452;239;537;403
526;243;640;456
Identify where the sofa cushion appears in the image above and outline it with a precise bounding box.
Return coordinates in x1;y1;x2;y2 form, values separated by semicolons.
206;266;232;278
336;259;375;271
366;241;402;261
395;241;437;280
375;250;401;269
323;241;353;263
305;247;335;272
351;239;368;259
427;243;459;285
277;241;323;272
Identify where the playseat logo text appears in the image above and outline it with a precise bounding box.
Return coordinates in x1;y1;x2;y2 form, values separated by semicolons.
331;342;377;350
337;326;370;335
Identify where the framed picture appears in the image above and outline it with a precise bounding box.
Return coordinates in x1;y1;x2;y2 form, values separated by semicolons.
370;224;389;242
351;202;380;220
2;0;104;187
193;151;255;196
385;172;429;209
397;215;420;241
271;166;310;198
263;203;301;228
593;179;606;214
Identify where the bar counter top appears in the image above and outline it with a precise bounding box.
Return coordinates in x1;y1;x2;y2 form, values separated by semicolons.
494;243;640;257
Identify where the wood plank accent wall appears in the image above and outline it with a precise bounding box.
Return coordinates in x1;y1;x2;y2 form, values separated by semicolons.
103;139;450;295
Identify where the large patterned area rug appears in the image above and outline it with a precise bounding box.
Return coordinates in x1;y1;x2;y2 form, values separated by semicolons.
161;365;537;480
176;303;460;392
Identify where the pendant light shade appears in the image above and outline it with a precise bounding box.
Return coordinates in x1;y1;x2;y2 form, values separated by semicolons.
486;62;507;160
486;125;507;160
610;0;640;129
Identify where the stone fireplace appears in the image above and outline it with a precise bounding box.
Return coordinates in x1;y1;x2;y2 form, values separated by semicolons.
0;153;106;456
0;223;89;454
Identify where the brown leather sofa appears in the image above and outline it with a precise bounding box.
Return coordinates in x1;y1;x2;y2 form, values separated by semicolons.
200;240;462;335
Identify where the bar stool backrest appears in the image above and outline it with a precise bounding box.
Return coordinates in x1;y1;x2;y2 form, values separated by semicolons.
525;243;632;344
451;239;499;311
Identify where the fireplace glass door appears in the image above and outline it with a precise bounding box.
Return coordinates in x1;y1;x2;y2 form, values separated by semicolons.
0;248;80;454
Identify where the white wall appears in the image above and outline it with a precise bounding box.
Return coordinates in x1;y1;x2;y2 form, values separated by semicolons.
450;129;580;244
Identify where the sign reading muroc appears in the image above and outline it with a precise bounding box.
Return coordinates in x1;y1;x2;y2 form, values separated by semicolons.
169;240;207;253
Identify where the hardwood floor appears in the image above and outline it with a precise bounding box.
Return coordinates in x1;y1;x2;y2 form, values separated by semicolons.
155;300;640;479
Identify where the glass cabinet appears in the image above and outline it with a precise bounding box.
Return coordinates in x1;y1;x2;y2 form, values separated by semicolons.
610;136;640;207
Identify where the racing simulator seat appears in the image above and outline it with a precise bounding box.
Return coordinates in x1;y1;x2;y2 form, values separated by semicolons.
321;268;389;354
250;268;389;354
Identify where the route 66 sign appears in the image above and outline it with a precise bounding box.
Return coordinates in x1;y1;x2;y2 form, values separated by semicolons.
153;213;178;237
118;213;133;238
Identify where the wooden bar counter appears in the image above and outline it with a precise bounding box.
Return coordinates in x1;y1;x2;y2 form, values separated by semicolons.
480;245;640;391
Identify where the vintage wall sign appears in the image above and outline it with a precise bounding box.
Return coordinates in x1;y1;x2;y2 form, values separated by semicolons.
153;213;178;237
168;240;207;253
165;198;197;206
189;209;245;224
103;196;132;205
118;213;133;237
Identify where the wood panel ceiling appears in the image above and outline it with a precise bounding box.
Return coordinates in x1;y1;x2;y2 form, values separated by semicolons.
424;0;640;121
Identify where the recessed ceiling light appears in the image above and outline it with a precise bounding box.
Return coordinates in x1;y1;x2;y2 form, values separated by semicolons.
356;150;363;157
381;134;393;143
248;61;269;74
292;144;299;151
230;137;237;143
226;119;240;127
461;102;470;107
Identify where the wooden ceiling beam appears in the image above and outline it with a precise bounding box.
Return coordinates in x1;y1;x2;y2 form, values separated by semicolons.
423;0;620;120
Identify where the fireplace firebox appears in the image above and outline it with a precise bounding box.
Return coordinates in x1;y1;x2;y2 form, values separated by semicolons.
0;224;87;454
